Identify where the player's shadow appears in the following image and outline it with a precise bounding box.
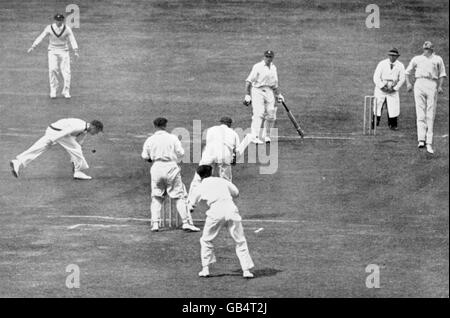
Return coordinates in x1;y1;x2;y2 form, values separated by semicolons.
209;268;281;278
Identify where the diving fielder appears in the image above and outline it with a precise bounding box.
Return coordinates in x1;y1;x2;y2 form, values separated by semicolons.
10;118;103;180
187;116;240;204
244;50;284;144
27;13;79;99
405;41;447;154
190;165;255;279
141;117;200;232
372;48;406;130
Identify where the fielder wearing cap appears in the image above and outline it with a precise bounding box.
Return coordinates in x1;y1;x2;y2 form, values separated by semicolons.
405;41;447;154
187;116;241;205
244;50;284;144
372;47;406;130
27;13;79;99
191;165;255;279
10;118;103;180
141;117;200;232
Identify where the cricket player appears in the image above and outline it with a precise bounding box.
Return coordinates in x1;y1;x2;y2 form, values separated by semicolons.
190;165;254;279
372;48;406;130
244;50;284;144
141;117;200;232
10;118;103;180
405;41;447;154
27;13;79;99
187;116;240;204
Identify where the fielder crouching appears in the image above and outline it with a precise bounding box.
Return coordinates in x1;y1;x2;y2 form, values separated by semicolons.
141;117;200;232
10;118;103;180
190;165;255;279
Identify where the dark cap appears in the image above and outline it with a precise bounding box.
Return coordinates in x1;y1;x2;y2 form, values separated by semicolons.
219;116;232;126
264;50;275;57
197;165;213;179
90;120;104;132
54;13;65;21
153;117;168;128
423;41;433;50
388;48;400;56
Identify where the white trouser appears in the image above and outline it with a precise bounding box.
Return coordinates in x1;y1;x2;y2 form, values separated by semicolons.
250;86;277;138
200;204;254;271
48;50;71;95
413;78;438;145
16;127;88;171
149;162;192;224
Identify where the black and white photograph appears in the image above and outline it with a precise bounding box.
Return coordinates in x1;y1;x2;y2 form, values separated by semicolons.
0;0;448;304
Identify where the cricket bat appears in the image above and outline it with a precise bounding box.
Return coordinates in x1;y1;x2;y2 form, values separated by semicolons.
281;101;304;138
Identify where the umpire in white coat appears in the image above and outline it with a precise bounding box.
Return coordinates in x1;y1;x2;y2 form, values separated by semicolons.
372;48;406;130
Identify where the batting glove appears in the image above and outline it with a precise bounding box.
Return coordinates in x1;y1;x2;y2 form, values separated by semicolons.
276;94;285;103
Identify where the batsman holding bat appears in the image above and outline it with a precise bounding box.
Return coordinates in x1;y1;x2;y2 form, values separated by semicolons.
187;116;240;205
141;117;200;232
244;50;284;144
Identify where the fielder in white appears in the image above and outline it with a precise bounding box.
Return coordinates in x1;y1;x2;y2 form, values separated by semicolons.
372;48;406;130
187;116;240;204
405;41;447;154
244;50;284;144
10;118;103;180
27;13;79;99
190;165;255;279
141;117;200;232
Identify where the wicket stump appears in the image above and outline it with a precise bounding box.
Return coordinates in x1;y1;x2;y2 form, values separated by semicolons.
363;96;377;135
161;196;181;228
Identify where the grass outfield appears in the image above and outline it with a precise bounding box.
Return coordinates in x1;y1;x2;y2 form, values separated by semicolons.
0;0;448;297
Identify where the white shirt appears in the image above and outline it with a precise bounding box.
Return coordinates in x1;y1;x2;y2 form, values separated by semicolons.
48;118;88;143
203;124;240;164
191;177;239;217
32;23;78;51
246;60;279;89
405;53;447;80
373;59;406;91
141;130;184;162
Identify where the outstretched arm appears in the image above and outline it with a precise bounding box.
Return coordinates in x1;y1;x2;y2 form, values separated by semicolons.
28;26;49;52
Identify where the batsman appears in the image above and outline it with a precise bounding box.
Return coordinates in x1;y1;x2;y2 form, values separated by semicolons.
141;117;200;232
244;50;284;144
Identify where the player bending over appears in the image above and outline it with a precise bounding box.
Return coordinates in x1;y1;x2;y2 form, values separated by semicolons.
190;165;255;279
10;118;103;180
187;116;240;204
141;117;200;232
